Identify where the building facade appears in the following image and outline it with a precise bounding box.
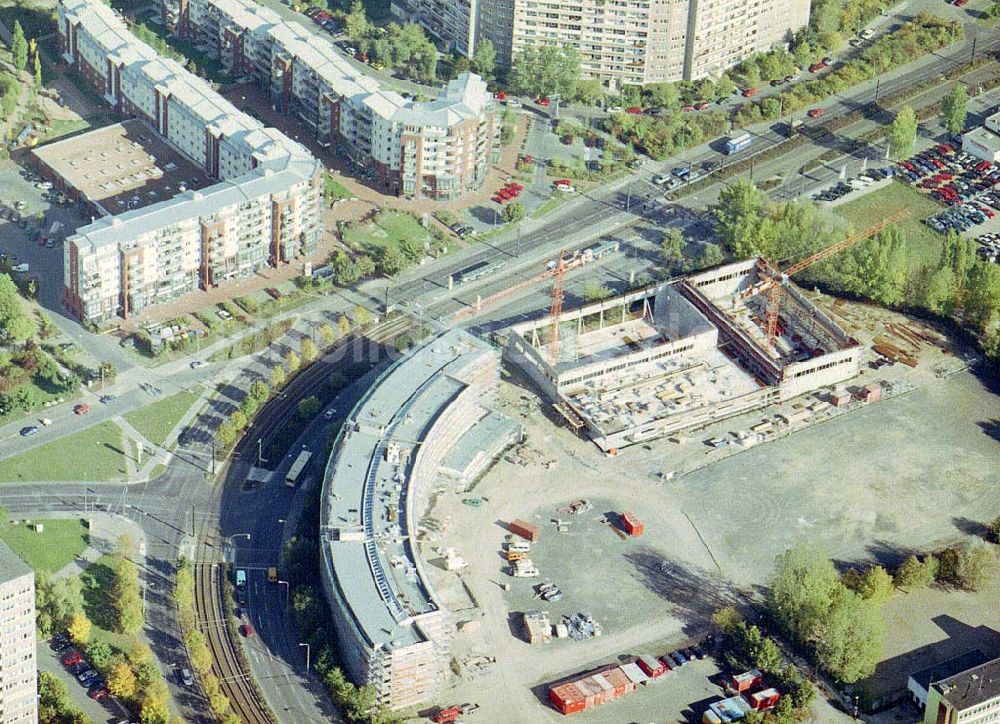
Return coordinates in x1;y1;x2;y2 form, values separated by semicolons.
56;0;323;321
320;330;515;709
924;656;1000;724
0;541;37;724
168;0;500;199
399;0;809;86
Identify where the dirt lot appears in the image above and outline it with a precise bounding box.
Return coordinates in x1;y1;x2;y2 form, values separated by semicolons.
420;296;998;722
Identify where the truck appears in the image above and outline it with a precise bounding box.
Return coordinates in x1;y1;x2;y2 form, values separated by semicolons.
235;569;247;589
512;559;540;577
725;133;753;155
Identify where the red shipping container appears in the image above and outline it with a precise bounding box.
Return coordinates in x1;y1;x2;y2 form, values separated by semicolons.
637;654;667;678
731;669;763;693
549;683;586;714
510;519;541;542
621;511;643;536
749;688;781;710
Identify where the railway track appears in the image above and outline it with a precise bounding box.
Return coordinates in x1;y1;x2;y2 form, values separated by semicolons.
194;558;274;724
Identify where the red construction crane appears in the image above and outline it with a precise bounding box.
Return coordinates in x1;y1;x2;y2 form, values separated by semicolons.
548;249;567;364
738;208;909;339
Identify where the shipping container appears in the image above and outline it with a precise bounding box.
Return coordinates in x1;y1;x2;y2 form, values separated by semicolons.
621;511;644;536
510;519;541;541
861;383;882;403
749;688;781;711
548;666;635;715
705;695;752;723
637;654;668;678
731;669;763;693
619;662;649;686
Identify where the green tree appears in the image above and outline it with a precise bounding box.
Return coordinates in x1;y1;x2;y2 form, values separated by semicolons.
814;586;884;683
139;679;170;724
893;554;938;589
110;547;144;635
86;640;114;671
249;379;270;403
955;541;996;591
284;349;301;374
11;21;27;73
35;573;84;636
888;105;917;159
715;179;775;259
990;515;1000;544
185;631;212;673
239;395;258;419
501;202;525;224
711;605;744;635
6;315;36;344
352;305;372;326
728;622;782;673
298;395;320;420
344;0;371;41
301;337;318;364
698;243;724;269
941;84;968;136
337;314;352;336
644;82;680;110
661;227;685;267
844;565;894;604
575;79;603;105
33;52;42;88
768;542;838;645
924;266;957;315
963;262;1000;330
376;245;408;277
318;323;335;347
230;410;247;432
270;364;287;389
582;282;612;302
471;39;496;77
108;661;138;699
217;421;236;447
508;43;581;99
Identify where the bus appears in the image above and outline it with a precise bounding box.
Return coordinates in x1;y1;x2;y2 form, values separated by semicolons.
285;450;312;488
456;260;505;284
724;133;753;155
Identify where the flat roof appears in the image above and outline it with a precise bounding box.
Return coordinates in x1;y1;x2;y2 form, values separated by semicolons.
441;410;521;475
32;119;212;215
910;650;989;694
322;330;496;649
0;539;33;583
932;655;1000;711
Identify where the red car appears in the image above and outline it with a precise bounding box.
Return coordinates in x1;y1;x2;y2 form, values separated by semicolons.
681;105;695;112
536;97;550;106
62;651;82;666
522;155;534;165
88;686;109;701
492;195;504;204
809;61;828;73
807;108;825;118
626;106;643;114
742;87;758;97
355;52;368;63
695;101;710;110
493;91;506;101
74;403;90;415
240;623;255;637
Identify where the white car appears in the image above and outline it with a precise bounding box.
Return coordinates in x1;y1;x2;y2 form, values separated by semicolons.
860;28;876;40
507;99;522;108
323;408;337;420
216;309;233;321
12;263;28;273
652;173;671;185
607;106;623;114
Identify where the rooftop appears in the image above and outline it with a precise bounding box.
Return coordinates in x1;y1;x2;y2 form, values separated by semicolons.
910;649;989;694
932;655;1000;711
321;330;495;649
32;120;212;215
0;539;33;583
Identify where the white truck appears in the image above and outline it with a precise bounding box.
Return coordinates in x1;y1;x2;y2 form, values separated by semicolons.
512;559;539;578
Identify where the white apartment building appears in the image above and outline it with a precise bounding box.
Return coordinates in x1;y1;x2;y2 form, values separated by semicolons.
171;0;500;199
0;542;36;724
56;0;323;321
399;0;809;86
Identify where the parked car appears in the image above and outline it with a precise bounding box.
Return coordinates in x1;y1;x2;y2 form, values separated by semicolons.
807;108;825;118
809;60;828;73
73;403;90;415
741;87;758;97
20;426;39;437
652;173;671;185
536;97;550;106
88;685;109;701
179;668;194;686
240;623;255;637
76;669;99;684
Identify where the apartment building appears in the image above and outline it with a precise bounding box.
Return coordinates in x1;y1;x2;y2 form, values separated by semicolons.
399;0;808;86
56;0;322;321
171;0;499;199
924;656;1000;724
0;541;36;724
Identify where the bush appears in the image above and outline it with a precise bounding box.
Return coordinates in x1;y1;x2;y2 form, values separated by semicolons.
894;554;938;588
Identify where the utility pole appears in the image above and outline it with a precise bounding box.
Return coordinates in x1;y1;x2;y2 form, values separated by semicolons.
970;36;977;66
257;438;265;466
299;643;311;672
211;440;216;476
190;505;195;537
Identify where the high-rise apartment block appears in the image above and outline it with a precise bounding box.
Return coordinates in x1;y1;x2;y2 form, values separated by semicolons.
0;541;36;724
55;0;323;322
395;0;810;86
166;0;500;199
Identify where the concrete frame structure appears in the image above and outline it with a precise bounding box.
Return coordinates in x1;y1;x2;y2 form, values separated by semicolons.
0;541;36;724
923;655;1000;724
166;0;500;199
55;0;322;322
397;0;808;86
505;259;860;451
319;330;517;710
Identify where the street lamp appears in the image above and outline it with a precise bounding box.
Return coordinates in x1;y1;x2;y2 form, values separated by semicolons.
299;642;310;672
277;580;289;607
226;533;250;563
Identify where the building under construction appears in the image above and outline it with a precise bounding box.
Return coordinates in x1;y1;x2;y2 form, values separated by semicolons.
504;258;861;451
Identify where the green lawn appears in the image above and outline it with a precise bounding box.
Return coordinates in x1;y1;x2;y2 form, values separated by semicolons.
0;421;128;482
43;118;90;141
343;211;433;255
834;181;945;272
123;389;200;447
324;176;354;202
80;554;131;650
0;518;89;574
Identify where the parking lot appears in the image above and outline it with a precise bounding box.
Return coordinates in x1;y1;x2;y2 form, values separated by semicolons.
39;635;132;723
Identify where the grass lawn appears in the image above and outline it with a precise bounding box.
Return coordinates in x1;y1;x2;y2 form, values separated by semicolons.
0;421;128;482
834;181;945;272
343;211;433;255
0;518;89;574
124;389;200;447
80;554;131;650
324;176;355;202
43;117;90;141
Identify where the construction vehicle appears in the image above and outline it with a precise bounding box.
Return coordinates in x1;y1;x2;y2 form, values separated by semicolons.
736;208;909;341
432;703;479;723
506;549;529;562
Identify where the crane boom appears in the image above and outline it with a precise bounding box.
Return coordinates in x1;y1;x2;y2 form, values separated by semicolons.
548;249;567;364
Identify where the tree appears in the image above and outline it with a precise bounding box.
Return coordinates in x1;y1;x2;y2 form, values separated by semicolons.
68;612;92;644
941;84;968;136
728;622;782;673
889;106;917;159
217;421;236;447
894;554;938;588
814;587;884;683
715;179;775;259
698;243;724;269
36;573;83;636
33;52;42;88
284;349;301;374
108;661;138;699
768;543;839;645
955;541;996;591
501;202;525;224
344;0;371;41
352;305;372;326
6;315;36;344
661;227;685;267
298;395;320;420
249;379;270;403
711;605;744;635
230;409;247;432
508;43;581;99
111;546;144;635
337;315;352;335
575;79;604;105
471;39;496;77
11;21;27;73
645;82;680;111
376;245;408;276
86;640;114;671
270;365;287;389
301;337;318;364
139;679;170;724
318;323;335;347
843;565;894;604
963;262;1000;330
582;282;612;302
186;631;212;673
991;515;1000;544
